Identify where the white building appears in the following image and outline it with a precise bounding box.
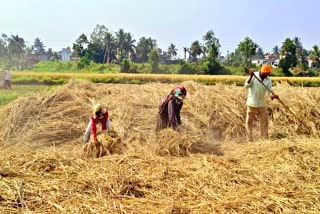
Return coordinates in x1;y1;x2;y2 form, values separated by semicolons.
60;48;72;62
252;59;265;67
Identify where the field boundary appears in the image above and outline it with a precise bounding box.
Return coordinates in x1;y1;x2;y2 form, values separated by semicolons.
12;72;320;86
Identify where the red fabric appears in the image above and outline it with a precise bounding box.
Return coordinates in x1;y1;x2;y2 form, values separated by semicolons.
90;111;108;141
159;85;187;114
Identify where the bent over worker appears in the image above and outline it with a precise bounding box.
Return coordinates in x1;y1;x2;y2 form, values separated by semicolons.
83;103;110;144
157;84;187;130
244;64;278;142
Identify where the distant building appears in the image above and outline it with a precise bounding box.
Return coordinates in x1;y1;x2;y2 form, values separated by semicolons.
308;59;320;69
218;56;225;64
252;59;264;67
263;54;280;67
60;48;72;62
264;53;279;64
25;53;49;67
26;53;49;62
251;54;280;68
71;57;80;62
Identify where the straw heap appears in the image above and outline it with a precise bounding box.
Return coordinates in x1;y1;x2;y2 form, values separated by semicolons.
0;81;319;213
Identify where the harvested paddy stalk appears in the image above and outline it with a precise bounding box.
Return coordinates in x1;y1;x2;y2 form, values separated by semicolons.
0;81;319;213
83;130;127;158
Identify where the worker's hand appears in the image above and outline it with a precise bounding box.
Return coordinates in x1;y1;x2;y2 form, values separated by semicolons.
249;70;254;77
271;94;279;100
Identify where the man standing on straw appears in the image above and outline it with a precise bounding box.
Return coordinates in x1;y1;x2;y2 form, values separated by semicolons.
244;64;278;142
83;103;110;144
157;84;187;131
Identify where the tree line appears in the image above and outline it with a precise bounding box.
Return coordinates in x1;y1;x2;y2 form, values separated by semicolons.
0;24;319;76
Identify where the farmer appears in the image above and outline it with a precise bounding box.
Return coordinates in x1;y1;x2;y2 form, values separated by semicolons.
157;84;187;130
83;103;110;144
3;67;11;90
244;64;278;142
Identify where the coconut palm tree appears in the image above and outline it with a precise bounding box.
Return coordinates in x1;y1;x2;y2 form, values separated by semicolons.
115;29;126;61
273;45;280;55
8;35;26;67
167;43;177;59
0;34;8;58
103;32;116;64
32;37;45;54
309;45;320;67
183;47;188;60
190;41;202;62
124;32;136;59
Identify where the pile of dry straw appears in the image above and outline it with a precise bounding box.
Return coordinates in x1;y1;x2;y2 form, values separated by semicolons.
0;81;319;213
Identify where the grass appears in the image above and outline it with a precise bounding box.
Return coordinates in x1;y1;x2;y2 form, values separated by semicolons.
30;60;121;73
0;85;57;107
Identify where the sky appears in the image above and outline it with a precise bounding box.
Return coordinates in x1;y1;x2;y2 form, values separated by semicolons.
0;0;319;57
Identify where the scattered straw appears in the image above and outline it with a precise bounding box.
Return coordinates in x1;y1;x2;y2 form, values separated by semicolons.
0;81;319;213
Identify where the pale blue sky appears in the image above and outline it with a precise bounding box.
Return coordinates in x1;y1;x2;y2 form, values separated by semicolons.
1;0;319;56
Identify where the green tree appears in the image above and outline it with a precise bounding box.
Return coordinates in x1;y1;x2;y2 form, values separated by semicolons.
32;37;45;54
309;45;320;66
202;30;220;58
123;32;136;59
115;29;126;61
77;56;90;69
294;37;302;60
225;48;242;66
103;32;116;64
148;50;160;73
72;34;88;57
278;38;297;76
206;42;221;74
202;46;208;59
8;35;26;67
90;24;108;44
87;24;108;63
167;43;177;59
25;46;33;55
256;46;264;59
0;34;8;58
136;37;157;63
273;45;280;55
238;37;258;66
183;47;188;60
120;58;130;73
190;40;202;62
159;48;170;61
293;37;308;69
86;42;104;63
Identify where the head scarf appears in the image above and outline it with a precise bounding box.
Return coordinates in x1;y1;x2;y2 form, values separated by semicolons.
174;89;185;100
261;64;272;75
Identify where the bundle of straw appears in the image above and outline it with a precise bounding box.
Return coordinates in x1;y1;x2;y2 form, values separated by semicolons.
83;130;127;158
